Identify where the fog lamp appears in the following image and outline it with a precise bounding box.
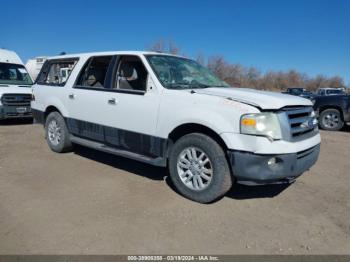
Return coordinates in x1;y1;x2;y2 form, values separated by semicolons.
268;157;277;166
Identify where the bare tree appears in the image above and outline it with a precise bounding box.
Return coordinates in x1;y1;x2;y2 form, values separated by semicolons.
148;39;165;53
207;56;229;80
196;52;206;66
169;40;180;55
327;76;344;88
147;39;348;90
148;39;181;55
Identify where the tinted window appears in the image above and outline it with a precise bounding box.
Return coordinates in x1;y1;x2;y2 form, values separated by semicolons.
327;89;344;95
37;59;78;86
76;56;113;88
115;56;148;91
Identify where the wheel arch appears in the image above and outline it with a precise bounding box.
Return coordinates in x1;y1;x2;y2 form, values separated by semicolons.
318;105;344;120
167;123;228;157
44;105;63;121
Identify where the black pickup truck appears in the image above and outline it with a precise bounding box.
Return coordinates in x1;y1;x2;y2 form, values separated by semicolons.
313;94;350;131
283;87;315;100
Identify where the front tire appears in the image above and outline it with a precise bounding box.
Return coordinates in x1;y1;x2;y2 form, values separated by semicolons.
169;133;233;203
45;112;73;153
319;109;344;131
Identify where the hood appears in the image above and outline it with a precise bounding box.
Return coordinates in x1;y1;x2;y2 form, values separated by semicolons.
0;85;32;96
193;87;313;110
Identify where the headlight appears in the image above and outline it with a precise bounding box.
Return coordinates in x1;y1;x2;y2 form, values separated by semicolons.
240;113;282;140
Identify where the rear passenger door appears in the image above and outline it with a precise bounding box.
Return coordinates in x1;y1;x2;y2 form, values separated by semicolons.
66;55;115;142
67;55;163;158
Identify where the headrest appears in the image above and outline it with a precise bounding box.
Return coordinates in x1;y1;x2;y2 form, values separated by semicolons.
120;63;134;78
86;75;97;86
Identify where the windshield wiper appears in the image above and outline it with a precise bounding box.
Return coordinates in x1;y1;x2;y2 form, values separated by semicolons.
190;83;230;89
190;84;211;89
165;84;192;90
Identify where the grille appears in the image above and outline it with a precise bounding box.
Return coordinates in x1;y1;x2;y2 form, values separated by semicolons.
283;106;316;138
1;94;32;106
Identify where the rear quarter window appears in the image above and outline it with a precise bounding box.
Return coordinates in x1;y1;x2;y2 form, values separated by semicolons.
36;58;78;86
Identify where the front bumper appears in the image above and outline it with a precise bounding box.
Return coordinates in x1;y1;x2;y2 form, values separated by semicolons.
228;144;320;185
0;105;32;120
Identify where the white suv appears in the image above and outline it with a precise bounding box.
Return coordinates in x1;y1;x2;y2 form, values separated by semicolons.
31;51;321;203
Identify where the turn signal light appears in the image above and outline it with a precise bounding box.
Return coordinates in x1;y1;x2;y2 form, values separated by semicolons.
241;118;256;126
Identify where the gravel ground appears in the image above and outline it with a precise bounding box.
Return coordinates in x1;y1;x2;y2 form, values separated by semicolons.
0;120;349;254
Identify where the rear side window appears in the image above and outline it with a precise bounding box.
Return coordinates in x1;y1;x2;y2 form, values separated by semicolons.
37;59;78;86
76;56;113;88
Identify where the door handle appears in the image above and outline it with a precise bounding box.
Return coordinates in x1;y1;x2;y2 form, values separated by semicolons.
68;93;75;99
108;98;117;105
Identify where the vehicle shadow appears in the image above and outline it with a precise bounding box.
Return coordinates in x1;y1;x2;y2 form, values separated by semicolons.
321;125;350;133
225;183;291;200
340;125;350;133
73;145;167;181
73;145;291;201
0;118;33;126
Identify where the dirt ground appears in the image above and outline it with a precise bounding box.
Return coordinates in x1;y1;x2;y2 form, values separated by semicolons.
0;119;349;255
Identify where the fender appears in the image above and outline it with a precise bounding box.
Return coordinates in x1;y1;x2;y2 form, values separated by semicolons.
44;96;70;118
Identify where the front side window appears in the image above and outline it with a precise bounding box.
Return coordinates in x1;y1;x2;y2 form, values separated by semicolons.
115;56;148;92
146;55;229;89
76;56;113;88
37;59;77;86
0;63;33;85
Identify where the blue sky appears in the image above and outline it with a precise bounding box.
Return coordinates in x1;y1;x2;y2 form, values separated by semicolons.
1;0;349;84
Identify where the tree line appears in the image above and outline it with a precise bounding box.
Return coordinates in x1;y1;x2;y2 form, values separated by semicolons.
148;40;346;91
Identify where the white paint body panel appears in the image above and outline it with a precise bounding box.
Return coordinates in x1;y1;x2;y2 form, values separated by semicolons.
194;87;313;110
0;85;32;96
0;49;23;64
221;132;321;154
31;51;321;155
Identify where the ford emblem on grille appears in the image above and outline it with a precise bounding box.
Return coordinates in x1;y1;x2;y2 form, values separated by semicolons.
300;119;313;129
16;97;24;102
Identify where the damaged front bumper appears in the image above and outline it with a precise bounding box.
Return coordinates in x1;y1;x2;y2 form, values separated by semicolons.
228;144;320;185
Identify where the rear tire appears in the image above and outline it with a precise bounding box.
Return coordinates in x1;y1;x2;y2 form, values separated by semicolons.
169;133;233;203
45;112;73;153
319;109;344;131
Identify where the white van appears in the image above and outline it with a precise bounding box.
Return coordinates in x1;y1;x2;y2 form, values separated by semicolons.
26;56;47;81
0;49;33;120
31;51;321;203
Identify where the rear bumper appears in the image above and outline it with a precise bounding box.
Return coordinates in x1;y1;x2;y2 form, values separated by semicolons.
0;105;32;119
228;144;320;185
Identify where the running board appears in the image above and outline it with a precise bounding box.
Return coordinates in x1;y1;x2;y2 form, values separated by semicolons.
70;135;166;167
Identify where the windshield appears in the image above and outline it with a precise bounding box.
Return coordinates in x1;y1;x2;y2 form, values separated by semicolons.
146;55;229;89
0;63;33;86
